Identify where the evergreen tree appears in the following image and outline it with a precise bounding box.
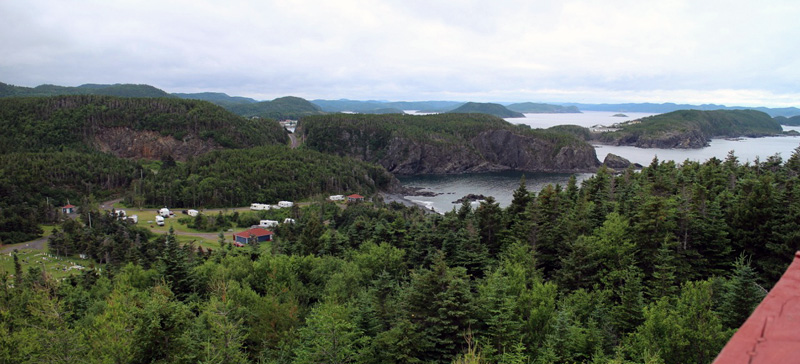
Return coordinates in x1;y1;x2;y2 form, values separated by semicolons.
294;301;368;364
719;255;765;329
394;253;476;363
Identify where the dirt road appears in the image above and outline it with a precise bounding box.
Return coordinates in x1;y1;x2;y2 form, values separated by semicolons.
288;132;301;149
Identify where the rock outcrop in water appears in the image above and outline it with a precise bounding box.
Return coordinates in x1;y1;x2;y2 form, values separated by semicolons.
603;153;635;169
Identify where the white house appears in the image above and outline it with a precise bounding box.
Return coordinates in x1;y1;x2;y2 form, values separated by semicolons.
329;195;344;201
278;201;294;208
250;203;270;211
187;209;199;217
159;208;171;217
259;220;279;228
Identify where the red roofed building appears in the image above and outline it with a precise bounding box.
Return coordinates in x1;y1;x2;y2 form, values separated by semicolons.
61;204;76;214
713;251;800;363
347;194;365;202
232;227;273;247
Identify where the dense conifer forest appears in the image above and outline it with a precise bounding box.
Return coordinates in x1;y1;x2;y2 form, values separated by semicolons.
3;149;800;363
0;95;287;152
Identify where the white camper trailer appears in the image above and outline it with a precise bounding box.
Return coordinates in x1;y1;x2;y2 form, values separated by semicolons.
187;209;199;217
329;195;345;201
250;203;270;211
129;215;138;224
283;218;296;224
155;215;165;226
259;220;279;228
278;201;294;208
159;208;171;217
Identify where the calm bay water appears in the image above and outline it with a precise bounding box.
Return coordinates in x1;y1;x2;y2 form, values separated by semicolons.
399;111;800;212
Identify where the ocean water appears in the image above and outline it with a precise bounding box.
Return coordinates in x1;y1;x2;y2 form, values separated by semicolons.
399;112;800;212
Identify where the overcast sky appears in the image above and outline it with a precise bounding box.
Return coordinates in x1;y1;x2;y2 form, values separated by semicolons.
2;0;799;106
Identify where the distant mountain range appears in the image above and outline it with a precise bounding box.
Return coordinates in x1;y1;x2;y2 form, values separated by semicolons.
2;81;799;118
310;99;464;113
561;102;800;118
0;82;172;98
506;102;580;113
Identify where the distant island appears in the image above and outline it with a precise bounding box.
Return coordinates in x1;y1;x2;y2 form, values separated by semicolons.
612;113;628;117
597;109;783;148
774;115;800;126
506;102;581;114
561;101;800;118
445;102;525;118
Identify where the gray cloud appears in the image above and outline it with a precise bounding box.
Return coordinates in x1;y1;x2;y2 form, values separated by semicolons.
2;0;799;106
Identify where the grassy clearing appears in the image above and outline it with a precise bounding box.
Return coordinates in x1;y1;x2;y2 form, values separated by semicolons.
0;243;95;280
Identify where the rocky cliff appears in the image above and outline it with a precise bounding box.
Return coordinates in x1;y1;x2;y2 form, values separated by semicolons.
303;114;601;175
93;127;220;161
376;132;599;174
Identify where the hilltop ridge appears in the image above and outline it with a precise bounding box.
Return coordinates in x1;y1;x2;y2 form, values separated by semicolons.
446;102;525;118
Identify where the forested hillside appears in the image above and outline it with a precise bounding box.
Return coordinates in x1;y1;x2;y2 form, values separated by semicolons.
302;113;599;174
0;95;287;156
446;102;525;118
0;96;399;244
3;149;799;363
599;109;782;148
0;82;173;98
227;96;326;120
125;145;395;208
172;92;258;107
0;151;142;244
775;115;800;126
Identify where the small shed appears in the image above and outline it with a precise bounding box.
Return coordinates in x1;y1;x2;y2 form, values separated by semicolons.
233;227;273;246
347;194;365;202
62;204;76;214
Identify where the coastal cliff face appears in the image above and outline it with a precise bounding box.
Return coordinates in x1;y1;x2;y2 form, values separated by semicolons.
301;113;602;175
608;129;709;148
470;129;600;172
93;127;220;161
347;129;600;175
